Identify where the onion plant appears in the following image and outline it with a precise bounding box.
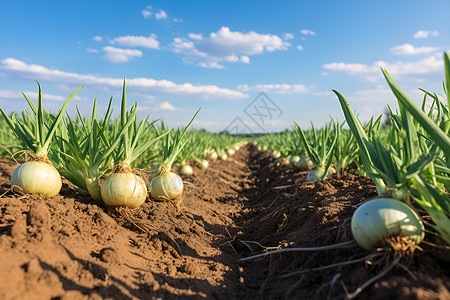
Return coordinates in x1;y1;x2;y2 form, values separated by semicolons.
333;51;450;245
0;81;82;196
150;110;200;202
293;121;338;182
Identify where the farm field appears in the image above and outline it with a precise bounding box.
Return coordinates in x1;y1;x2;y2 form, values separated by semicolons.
0;143;449;299
1;2;450;299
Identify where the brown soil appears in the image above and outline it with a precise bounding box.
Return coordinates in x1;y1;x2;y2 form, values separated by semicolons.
0;145;449;299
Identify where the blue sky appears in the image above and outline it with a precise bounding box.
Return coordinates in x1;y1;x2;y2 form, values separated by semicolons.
0;0;449;133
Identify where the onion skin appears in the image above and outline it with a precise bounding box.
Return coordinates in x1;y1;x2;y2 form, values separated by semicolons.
351;198;424;251
150;172;183;201
11;161;62;197
101;173;147;208
179;165;193;175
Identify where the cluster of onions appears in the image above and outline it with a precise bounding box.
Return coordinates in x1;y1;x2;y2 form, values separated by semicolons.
100;81;170;208
0;81;82;197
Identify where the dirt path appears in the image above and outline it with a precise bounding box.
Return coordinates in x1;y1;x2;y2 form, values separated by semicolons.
0;145;449;299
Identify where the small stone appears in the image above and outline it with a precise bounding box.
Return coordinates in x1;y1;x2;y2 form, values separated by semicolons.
99;247;120;264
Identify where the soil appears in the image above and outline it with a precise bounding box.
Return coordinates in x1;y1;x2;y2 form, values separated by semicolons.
0;144;449;300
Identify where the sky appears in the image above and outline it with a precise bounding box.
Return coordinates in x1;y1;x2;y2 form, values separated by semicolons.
0;0;449;133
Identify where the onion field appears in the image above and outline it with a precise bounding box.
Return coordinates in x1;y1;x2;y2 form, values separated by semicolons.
0;53;449;299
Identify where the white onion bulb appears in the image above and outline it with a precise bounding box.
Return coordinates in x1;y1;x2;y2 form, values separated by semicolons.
270;151;281;159
297;156;313;170
150;172;183;201
210;152;218;160
306;167;332;182
289;155;301;166
11;161;62;197
198;159;209;169
179;164;193;175
101;172;147;208
351;198;424;251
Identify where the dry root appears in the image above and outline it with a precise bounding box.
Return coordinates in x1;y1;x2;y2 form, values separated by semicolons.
345;235;421;300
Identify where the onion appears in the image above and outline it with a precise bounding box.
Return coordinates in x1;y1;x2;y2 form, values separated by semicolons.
227;148;236;156
296;156;313;170
306;167;332;182
150;172;183;201
288;155;301;166
219;152;228;160
11;161;62;197
180;164;193;175
270;150;281;159
210;152;218;160
101;172;147;208
197;159;209;169
351;198;424;251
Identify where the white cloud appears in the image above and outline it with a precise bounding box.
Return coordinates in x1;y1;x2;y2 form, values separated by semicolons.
86;48;98;53
110;34;160;49
102;46;143;63
283;33;294;40
414;30;440;39
390;43;438;55
238;83;308;94
300;29;315;36
171;26;290;68
296;45;304;51
155;9;168;20
142;6;172;21
141;6;152;18
0;58;248;100
240;56;250;64
323;54;443;82
92;36;103;42
159;101;178;111
188;33;203;40
137;101;181;111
